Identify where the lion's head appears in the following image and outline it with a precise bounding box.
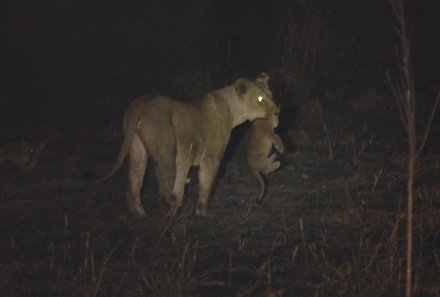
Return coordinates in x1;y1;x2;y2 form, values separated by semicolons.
234;73;279;121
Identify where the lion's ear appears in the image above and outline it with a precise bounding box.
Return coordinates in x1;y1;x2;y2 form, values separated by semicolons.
256;72;270;88
235;78;248;95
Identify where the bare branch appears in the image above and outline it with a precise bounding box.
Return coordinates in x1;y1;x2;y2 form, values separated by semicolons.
416;89;440;157
389;1;420;297
387;70;408;131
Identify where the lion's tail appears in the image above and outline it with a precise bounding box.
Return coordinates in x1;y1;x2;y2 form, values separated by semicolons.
96;114;140;182
251;168;266;204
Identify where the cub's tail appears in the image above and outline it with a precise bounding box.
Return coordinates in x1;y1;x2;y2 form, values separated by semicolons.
251;168;266;203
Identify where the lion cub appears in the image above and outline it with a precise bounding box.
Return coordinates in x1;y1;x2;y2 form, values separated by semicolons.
0;141;46;172
246;113;284;203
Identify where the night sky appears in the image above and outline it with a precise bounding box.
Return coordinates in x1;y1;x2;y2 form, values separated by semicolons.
1;0;439;138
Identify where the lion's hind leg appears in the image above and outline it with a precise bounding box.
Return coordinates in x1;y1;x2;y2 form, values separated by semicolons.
127;134;148;218
154;151;176;210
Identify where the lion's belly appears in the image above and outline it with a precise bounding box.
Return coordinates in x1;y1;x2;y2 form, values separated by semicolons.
175;141;202;167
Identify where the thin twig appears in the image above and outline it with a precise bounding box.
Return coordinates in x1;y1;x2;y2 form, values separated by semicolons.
92;241;121;297
387;71;408;130
416;90;440;157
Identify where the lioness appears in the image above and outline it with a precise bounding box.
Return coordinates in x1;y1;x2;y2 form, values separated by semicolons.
0;141;46;172
99;73;279;217
246;112;284;203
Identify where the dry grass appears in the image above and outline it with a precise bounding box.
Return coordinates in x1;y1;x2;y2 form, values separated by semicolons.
1;89;439;297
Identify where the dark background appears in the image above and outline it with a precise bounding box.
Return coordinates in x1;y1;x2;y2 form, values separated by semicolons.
1;0;439;140
1;2;440;296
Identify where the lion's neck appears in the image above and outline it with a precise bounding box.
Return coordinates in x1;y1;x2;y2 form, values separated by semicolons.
213;85;249;128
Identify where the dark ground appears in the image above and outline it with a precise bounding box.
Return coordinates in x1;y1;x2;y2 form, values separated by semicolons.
1;84;439;296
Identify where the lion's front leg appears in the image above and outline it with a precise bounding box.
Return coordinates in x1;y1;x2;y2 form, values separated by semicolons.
170;160;191;213
196;157;220;217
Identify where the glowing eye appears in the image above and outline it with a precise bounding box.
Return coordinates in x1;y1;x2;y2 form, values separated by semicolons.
258;96;263;102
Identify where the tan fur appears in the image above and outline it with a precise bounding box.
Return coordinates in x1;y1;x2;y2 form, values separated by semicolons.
246;113;284;203
0;141;46;172
99;74;279;217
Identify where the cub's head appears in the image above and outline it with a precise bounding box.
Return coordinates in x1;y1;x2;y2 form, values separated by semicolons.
19;141;46;172
268;111;280;128
252;111;279;130
235;73;280;121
